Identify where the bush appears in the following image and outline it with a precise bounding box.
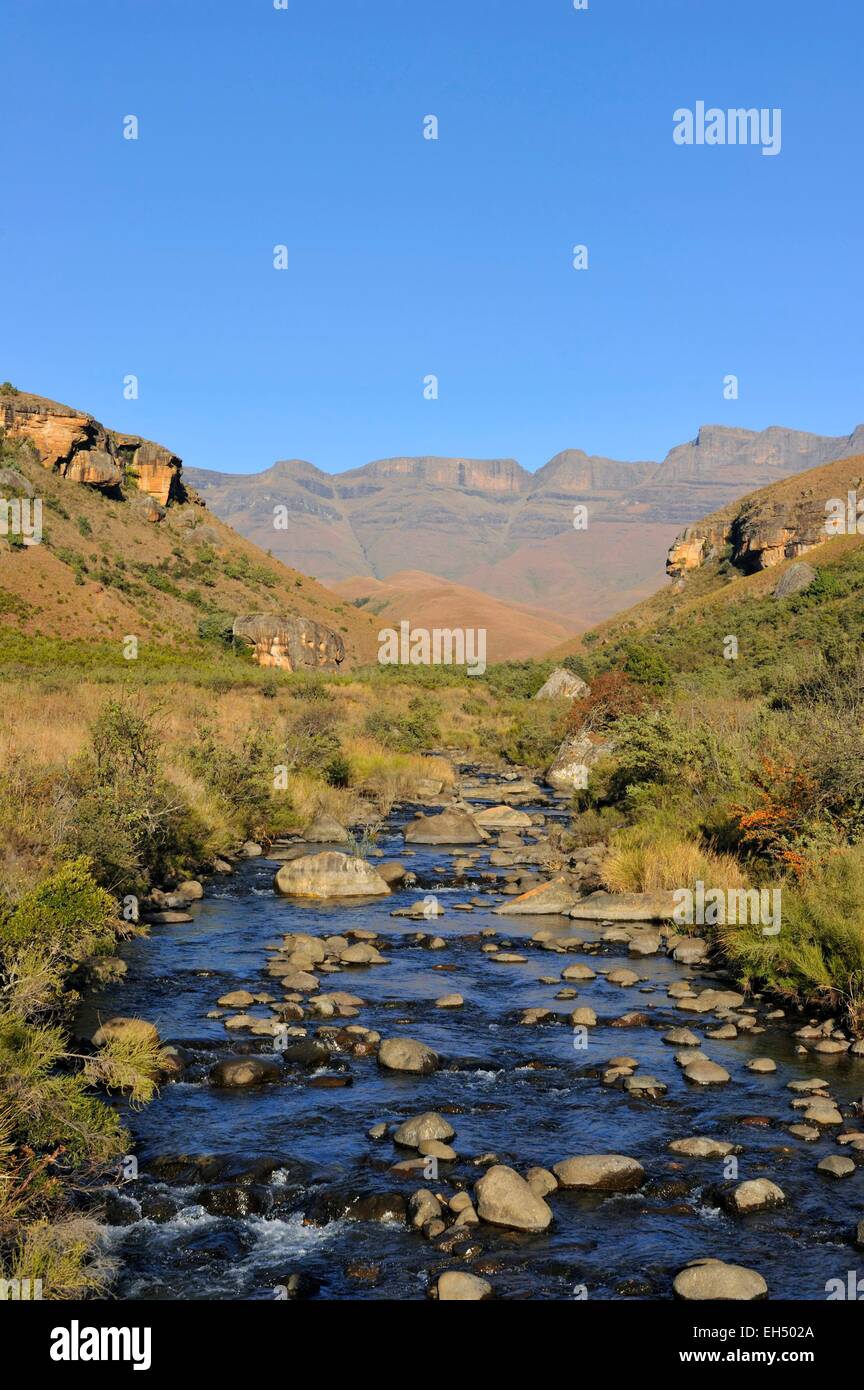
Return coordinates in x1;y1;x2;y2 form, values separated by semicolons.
498;700;567;767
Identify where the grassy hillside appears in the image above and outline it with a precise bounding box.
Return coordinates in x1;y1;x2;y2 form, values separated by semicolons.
0;430;379;675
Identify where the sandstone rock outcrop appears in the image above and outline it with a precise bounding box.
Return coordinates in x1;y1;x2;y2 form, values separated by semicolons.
545;732;613;792
1;391;183;504
534;667;589;700
232;615;345;672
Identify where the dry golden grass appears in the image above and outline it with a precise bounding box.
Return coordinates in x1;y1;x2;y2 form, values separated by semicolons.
603;826;745;894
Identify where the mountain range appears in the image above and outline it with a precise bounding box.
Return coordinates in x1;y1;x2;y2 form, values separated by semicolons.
186;424;864;650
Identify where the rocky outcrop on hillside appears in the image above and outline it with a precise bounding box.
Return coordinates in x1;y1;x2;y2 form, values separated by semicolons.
232;614;345;671
666;454;864;579
0;391;183;505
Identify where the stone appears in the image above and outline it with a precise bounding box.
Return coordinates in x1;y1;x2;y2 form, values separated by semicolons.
435;994;464;1008
393;1112;455;1149
377;1037;439;1074
561;962;596;981
404;810;488;845
552;1154;645;1192
436;1271;492;1301
817;1155;856;1178
210;1057;282;1087
725;1179;786;1214
534;667;589;700
493;877;579;916
274;852;390;899
773;561;817;599
217;990;257;1008
746;1058;777;1074
673;1259;767;1301
684;1059;731;1086
474;1165;553;1232
303;814;350;844
546;733;612;791
233;614;345;672
409;1189;441;1228
526;1166;558;1197
663;1028;701;1045
569;891;677;922
474;805;533;830
672;938;709;964
607;968;640;987
668;1137;737;1158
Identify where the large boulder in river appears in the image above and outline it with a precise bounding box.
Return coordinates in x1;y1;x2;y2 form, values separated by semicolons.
473;805;533;830
474;1165;553;1232
552;1154;645;1192
534;668;589;700
378;1037;439;1074
210;1057;282;1087
493;877;579;916
436;1271;492;1301
673;1259;768;1301
545;732;612;791
274;851;390;899
404;810;488;845
569;890;677;922
393;1112;455;1149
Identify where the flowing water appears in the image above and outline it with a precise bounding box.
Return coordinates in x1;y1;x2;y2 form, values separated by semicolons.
83;773;864;1301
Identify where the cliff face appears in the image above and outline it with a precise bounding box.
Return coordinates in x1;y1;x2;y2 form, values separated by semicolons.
0;391;182;505
666;453;864;578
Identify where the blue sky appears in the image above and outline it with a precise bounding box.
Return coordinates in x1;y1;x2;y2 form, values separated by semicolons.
3;0;862;474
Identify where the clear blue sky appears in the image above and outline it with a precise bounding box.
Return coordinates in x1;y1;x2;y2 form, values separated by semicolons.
4;0;862;474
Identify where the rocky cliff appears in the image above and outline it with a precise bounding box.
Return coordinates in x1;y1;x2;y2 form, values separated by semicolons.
666;454;864;578
0;390;183;506
232;615;346;672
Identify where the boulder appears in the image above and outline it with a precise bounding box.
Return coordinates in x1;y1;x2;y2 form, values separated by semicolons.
474;1164;553;1232
724;1179;786;1214
473;805;533;830
552;1154;644;1192
377;1037;439;1074
545;733;612;792
673;1259;767;1301
210;1057;282;1087
817;1155;856;1178
773;561;817;599
303;814;350;844
274;852;390;899
393;1112;455;1149
404;810;488;845
232;614;345;672
436;1271;492;1301
668;1137;738;1158
569;891;677;922
493;877;579;916
534;667;589;700
684;1059;731;1086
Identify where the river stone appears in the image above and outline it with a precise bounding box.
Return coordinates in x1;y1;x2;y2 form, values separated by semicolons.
607;968;640;987
378;1037;439;1074
624;1074;667;1098
725;1179;786;1214
569;890;677;922
177;879;204;899
393;1112;455;1149
409;1189;441;1228
789;1124;820;1141
673;1259;767;1301
303;814;350;843
493;877;578;915
526;1166;558;1197
803;1100;844;1125
339;942;387;965
436;994;464;1008
747;1058;777;1073
570;1007;597;1027
274;852;390;899
91;1016;160;1048
474;805;532;830
668;1137;737;1158
404;810;488;845
561;962;596;981
672;938;709;964
210;1057;282;1087
474;1164;553;1232
817;1155;856;1178
856;1219;864;1249
553;1154;645;1192
436;1271;492;1301
217;989;257;1008
684;1059;731;1086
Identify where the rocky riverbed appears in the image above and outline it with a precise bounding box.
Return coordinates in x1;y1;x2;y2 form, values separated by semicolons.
80;766;864;1301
